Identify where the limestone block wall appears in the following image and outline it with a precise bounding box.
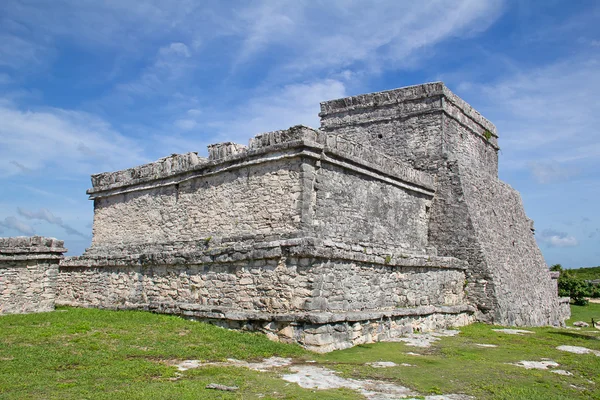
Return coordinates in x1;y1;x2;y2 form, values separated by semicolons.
58;238;473;351
320;82;568;326
459;166;566;325
91;158;304;248
58;238;466;314
86;126;436;254
0;236;66;315
319;82;499;175
311;161;431;253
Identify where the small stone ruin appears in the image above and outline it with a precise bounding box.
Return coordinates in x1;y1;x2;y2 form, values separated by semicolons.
0;82;569;352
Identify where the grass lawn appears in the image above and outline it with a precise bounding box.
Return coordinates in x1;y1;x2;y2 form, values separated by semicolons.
1;304;599;399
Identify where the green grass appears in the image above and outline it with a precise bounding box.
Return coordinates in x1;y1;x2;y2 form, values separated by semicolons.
569;303;600;324
1;305;600;399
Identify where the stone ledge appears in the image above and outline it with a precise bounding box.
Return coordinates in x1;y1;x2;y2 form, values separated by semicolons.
178;304;476;324
54;300;474;324
0;236;67;259
61;237;467;270
1;254;65;262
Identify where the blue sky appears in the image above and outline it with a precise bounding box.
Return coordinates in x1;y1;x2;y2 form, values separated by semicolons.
0;1;598;268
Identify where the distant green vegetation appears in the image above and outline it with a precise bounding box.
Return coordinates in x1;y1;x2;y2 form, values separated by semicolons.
568;266;600;281
1;305;600;399
551;264;600;305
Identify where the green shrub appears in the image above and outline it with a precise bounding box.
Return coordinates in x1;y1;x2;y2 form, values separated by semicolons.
552;264;589;306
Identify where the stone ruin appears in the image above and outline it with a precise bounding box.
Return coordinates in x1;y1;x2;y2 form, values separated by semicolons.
1;82;570;352
0;236;66;315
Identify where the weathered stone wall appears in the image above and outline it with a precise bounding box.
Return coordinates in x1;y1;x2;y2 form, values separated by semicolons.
204;308;474;353
58;238;466;313
320;82;568;326
319;82;499;175
321;111;445;174
459;167;565;325
58;237;472;351
91;158;304;248
312;161;431;253
0;237;66;315
442;104;499;176
87;126;436;254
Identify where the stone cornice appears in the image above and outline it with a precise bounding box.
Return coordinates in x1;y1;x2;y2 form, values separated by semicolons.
61;237;466;270
0;236;67;261
87;127;435;198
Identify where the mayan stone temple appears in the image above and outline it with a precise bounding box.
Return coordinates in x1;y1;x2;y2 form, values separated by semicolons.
1;82;570;352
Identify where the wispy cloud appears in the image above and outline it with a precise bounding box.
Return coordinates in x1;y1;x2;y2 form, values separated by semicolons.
529;161;580;184
147;78;347;157
207;79;346;143
233;0;504;74
116;42;194;97
9;161;32;174
0;101;146;177
458;56;600;174
0;33;51;70
0;216;35;236
18;208;89;238
20;185;78;205
538;229;579;248
2;1;506;89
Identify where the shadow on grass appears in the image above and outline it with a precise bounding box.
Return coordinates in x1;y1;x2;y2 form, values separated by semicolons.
548;330;600;341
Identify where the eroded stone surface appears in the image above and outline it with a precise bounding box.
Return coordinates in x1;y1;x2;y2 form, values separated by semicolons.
367;362;398;368
509;360;559;370
171;357;293;372
0;236;66;315
385;329;460;347
281;365;472;400
556;345;600;356
44;82;567;352
321;82;568;327
492;329;534;335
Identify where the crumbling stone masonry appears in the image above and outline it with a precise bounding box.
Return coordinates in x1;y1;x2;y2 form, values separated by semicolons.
53;82;567;351
0;236;66;315
319;82;569;326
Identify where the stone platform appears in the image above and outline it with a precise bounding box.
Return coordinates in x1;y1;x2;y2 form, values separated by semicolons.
58;237;474;352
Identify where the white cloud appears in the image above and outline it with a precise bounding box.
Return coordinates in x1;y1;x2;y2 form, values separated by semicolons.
152;78;347;156
18;207;89;238
2;1;505;83
538;229;579;248
529;161;580;184
174;119;197;131
208;79;347;142
0;101;147;177
0;216;35;236
0;34;51;70
457;56;600;172
158;42;191;58
233;0;504;73
115;42;194;97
